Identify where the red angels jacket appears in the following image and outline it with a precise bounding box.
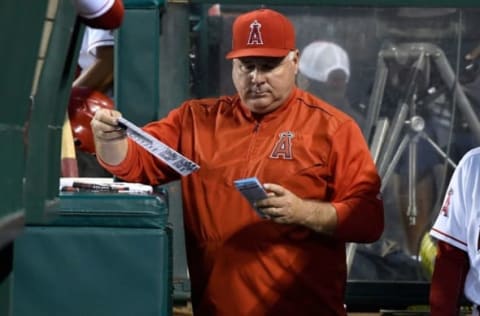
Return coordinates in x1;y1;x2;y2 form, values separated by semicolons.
103;87;384;316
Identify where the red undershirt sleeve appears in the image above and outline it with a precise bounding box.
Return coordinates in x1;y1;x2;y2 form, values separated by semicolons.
429;240;469;316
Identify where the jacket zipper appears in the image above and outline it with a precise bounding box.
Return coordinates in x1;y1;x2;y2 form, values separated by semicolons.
244;121;261;178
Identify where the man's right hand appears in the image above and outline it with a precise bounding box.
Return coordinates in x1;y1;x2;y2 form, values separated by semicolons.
91;108;125;141
90;108;128;166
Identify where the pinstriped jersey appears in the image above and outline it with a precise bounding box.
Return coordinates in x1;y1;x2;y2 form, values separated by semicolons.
431;147;480;305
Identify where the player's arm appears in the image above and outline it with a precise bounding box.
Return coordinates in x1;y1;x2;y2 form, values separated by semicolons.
90;108;128;165
429;240;469;315
73;45;114;92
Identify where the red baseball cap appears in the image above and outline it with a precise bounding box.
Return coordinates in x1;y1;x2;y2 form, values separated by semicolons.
226;9;296;59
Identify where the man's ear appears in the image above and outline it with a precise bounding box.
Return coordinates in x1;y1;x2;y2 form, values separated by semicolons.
291;49;300;74
292;49;300;62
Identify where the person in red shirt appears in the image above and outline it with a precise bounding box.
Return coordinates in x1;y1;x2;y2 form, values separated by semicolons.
90;8;384;316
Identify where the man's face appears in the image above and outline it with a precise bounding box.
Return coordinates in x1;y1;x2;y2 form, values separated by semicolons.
232;51;299;114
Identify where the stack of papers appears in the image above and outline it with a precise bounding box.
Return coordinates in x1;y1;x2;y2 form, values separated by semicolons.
59;177;153;194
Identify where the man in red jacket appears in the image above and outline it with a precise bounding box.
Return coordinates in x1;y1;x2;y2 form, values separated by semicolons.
90;8;384;316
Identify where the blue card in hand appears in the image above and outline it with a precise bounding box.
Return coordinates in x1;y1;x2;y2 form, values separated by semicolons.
233;177;268;217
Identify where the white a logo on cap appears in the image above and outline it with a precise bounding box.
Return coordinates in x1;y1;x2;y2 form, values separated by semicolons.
247;20;263;45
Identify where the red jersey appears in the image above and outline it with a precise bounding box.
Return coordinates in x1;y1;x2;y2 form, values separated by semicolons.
103;87;384;315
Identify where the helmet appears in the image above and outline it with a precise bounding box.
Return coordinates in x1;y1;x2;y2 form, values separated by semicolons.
68;86;114;154
299;41;350;83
